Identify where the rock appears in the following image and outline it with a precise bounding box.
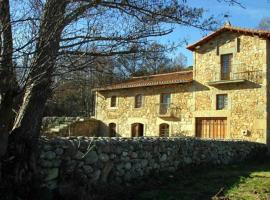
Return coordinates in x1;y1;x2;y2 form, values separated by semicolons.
44;151;56;160
99;153;109;162
85;151;98;164
110;154;116;159
116;164;123;171
55;148;64;155
122;152;128;157
45;168;59;181
184;157;192;164
40;160;53;168
77;161;84;168
124;162;132;170
52;160;61;167
91;170;101;181
160;154;167;162
43;145;53;151
124;172;131;181
46;180;58;190
74;151;84;160
141;159;148;167
83;165;93;174
131;152;138;158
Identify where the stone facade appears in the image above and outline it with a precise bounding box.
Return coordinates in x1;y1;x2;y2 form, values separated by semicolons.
38;137;266;192
94;26;270;144
193;32;268;143
95;83;194;138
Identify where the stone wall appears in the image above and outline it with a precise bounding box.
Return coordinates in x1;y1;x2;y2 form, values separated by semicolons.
38;136;266;193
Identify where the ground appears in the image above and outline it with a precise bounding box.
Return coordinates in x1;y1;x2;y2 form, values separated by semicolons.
100;157;270;200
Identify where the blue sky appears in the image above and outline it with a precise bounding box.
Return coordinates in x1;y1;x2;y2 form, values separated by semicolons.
158;0;270;66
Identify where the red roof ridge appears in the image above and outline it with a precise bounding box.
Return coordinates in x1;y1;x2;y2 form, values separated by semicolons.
187;25;270;51
93;70;193;91
132;70;192;79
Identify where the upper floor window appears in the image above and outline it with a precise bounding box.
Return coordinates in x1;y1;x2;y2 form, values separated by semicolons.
221;54;233;80
135;94;143;108
110;96;117;107
216;94;228;110
160;93;171;115
160;93;171;104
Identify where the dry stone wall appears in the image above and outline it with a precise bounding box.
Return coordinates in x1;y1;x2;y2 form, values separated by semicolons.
38;136;266;193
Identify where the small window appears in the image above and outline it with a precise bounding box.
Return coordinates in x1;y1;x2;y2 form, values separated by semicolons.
135;94;143;108
109;123;116;137
110;96;117;107
159;123;169;137
216;94;228;110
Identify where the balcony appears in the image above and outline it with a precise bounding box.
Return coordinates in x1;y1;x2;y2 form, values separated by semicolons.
207;70;263;86
157;103;181;119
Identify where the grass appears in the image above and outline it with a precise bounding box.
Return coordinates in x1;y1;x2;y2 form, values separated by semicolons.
102;157;270;200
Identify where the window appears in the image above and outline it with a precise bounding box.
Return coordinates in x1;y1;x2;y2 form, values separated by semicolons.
160;93;171;115
216;94;228;110
110;96;117;107
135;94;143;108
221;54;233;80
109;123;116;137
159;123;169;137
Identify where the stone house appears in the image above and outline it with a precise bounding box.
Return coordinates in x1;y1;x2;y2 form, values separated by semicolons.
93;24;270;144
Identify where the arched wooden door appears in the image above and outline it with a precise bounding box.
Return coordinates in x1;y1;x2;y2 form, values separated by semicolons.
131;123;144;137
109;123;116;137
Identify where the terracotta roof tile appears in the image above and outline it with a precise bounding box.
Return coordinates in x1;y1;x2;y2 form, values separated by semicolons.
187;25;270;51
93;70;193;91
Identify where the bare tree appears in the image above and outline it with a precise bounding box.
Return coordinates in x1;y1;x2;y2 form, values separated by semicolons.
0;0;242;197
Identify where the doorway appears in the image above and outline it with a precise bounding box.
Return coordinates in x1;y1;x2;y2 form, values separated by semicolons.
131;123;144;137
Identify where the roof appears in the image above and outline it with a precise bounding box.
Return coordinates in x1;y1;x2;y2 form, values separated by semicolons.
187;24;270;51
93;70;193;91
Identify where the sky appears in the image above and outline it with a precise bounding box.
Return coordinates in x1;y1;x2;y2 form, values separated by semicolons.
157;0;270;66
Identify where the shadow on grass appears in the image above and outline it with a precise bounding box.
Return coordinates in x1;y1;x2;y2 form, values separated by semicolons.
96;156;270;200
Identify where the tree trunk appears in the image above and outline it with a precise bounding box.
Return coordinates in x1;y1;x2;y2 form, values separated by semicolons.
0;0;18;182
2;0;67;197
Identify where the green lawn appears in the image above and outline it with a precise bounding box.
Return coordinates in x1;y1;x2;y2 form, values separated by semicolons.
136;159;270;200
103;157;270;200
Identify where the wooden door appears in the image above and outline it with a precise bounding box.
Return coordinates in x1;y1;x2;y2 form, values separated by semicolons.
196;117;227;139
131;123;144;137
